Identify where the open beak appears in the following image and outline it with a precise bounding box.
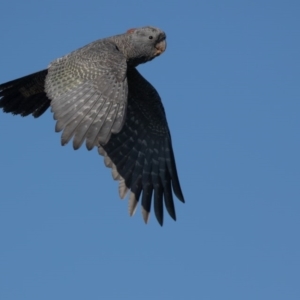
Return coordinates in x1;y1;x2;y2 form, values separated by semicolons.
155;39;167;56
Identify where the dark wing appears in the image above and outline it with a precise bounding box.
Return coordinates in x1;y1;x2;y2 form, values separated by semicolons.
46;40;128;150
0;70;50;118
100;68;184;226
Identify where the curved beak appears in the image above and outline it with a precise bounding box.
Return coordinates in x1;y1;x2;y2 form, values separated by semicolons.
155;39;167;56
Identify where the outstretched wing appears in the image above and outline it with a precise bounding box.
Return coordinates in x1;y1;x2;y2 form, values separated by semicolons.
0;70;50;118
46;40;128;150
100;68;184;226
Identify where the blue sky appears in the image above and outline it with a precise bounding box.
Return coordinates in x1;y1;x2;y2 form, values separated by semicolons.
0;1;299;299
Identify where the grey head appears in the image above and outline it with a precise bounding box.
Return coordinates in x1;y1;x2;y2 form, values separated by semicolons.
113;26;167;67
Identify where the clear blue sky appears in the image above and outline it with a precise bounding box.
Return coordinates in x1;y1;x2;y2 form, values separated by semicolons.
0;1;299;299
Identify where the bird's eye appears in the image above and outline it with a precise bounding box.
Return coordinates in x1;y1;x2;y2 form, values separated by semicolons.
148;36;153;39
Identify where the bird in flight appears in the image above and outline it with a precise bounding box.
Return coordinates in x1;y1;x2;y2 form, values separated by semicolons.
0;26;184;225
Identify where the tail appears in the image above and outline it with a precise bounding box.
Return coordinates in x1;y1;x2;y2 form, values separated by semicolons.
0;70;50;118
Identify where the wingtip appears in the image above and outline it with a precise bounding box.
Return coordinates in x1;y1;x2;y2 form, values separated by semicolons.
141;206;150;224
173;184;185;203
112;165;121;180
128;192;138;216
157;217;163;227
119;178;128;199
178;195;185;203
104;155;113;168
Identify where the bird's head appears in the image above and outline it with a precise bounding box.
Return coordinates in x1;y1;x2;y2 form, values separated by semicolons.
125;26;167;66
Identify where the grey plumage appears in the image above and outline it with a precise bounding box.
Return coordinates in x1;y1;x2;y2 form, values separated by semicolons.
0;26;184;225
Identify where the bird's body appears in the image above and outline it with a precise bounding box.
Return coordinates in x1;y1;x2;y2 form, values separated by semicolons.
0;26;184;225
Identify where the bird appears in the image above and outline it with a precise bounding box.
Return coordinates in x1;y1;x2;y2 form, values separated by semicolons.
0;26;184;226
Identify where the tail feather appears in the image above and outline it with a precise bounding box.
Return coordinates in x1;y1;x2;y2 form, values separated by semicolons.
0;70;50;118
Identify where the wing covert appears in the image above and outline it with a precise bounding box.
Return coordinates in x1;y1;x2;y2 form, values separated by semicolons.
46;40;128;149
